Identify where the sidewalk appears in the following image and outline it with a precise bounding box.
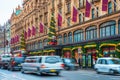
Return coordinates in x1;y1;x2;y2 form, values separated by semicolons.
78;68;95;71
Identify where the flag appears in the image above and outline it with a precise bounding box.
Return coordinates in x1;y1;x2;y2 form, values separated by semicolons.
28;28;31;37
15;36;17;43
17;35;19;42
40;22;44;33
32;26;36;35
72;6;78;22
85;0;91;17
24;31;27;39
58;13;62;26
102;0;108;11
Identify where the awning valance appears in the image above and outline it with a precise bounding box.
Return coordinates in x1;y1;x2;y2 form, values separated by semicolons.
62;48;71;51
72;46;82;51
100;43;116;48
84;44;96;48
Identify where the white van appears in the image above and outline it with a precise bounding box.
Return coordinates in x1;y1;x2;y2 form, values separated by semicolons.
0;54;12;69
0;54;12;61
21;56;64;76
94;57;120;74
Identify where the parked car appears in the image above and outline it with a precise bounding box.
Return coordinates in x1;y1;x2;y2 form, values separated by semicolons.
94;57;120;74
8;57;25;71
21;56;64;76
0;54;12;69
62;58;79;70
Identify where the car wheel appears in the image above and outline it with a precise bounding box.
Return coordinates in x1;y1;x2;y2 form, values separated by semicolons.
10;67;14;71
96;69;100;74
21;68;25;74
65;66;69;70
1;66;4;69
109;69;114;75
56;72;60;76
7;66;10;70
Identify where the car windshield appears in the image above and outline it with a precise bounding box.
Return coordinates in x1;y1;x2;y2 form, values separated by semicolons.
64;58;76;63
108;59;120;64
14;57;24;62
45;57;62;63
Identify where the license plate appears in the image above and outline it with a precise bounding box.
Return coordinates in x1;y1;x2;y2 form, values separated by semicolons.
50;69;56;72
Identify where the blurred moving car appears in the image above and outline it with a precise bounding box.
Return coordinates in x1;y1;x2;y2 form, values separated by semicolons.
0;54;12;69
94;57;120;74
8;57;25;71
62;58;79;70
21;56;64;76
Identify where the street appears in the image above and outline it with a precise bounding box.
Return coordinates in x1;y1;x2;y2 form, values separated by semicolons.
0;69;120;80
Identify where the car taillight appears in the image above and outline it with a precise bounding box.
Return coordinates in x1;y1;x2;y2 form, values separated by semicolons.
61;64;64;68
12;61;15;65
40;64;46;68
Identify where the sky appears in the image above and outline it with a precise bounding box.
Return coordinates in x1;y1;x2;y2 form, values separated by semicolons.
0;0;22;26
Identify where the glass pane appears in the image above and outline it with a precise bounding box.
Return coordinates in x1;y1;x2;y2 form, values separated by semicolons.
106;27;110;36
111;25;115;35
102;28;105;37
118;22;120;34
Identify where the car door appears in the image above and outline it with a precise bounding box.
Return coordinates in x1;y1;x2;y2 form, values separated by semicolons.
22;58;31;71
100;59;108;72
29;58;38;71
32;57;41;72
95;59;102;72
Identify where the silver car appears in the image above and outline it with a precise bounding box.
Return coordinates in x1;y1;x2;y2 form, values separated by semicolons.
94;57;120;74
21;56;64;76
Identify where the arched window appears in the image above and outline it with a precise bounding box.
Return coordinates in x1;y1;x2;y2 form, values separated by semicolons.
33;42;35;50
86;26;97;40
118;20;120;34
35;42;38;49
30;43;33;50
58;35;62;45
39;40;43;49
74;30;83;43
108;2;112;14
92;8;95;19
68;32;72;43
30;44;32;50
63;33;67;44
100;21;116;38
43;39;48;46
29;44;31;50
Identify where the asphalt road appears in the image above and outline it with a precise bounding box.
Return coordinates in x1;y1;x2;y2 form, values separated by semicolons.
0;69;120;80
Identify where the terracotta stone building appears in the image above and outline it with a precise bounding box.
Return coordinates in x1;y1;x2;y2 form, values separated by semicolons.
10;0;120;68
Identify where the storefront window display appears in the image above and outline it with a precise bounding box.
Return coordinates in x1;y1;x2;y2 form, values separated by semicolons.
64;51;71;58
102;47;116;57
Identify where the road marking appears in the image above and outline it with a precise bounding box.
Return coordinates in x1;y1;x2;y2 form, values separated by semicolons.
111;77;120;80
0;72;26;80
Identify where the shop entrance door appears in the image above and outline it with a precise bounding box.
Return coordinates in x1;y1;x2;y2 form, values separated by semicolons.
82;54;93;68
